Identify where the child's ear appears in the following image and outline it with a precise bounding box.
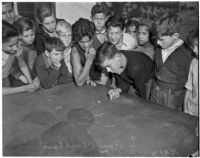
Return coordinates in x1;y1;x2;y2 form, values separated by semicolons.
90;15;93;21
173;33;179;39
45;50;49;57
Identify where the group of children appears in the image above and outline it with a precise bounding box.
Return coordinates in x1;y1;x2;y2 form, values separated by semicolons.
2;3;199;132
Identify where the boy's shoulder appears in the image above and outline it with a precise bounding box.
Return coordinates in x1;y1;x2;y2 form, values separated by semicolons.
176;42;193;58
35;53;46;66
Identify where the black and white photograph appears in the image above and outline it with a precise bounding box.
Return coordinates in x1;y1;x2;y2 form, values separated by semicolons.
2;1;199;156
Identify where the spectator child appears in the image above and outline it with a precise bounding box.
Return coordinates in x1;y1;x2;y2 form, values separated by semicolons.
106;16;137;51
2;2;21;24
150;13;194;111
91;3;109;44
125;18;138;42
2;21;39;95
71;18;108;87
34;37;72;89
134;19;156;60
56;19;73;74
14;17;37;76
35;4;58;55
184;28;199;116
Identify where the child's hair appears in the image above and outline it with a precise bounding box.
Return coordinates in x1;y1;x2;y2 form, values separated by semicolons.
72;18;95;42
45;37;65;52
2;21;18;43
138;19;156;46
95;42;119;66
155;12;181;37
106;16;125;31
186;27;199;49
2;2;14;8
37;4;55;23
56;19;71;34
125;19;138;31
14;17;35;35
91;3;109;17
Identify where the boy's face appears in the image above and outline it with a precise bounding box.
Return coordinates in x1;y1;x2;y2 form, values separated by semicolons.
20;29;35;45
92;13;107;32
42;15;56;33
126;25;137;38
157;34;177;49
2;3;15;24
78;36;93;52
101;54;124;74
3;36;19;55
137;25;150;45
193;38;199;56
47;49;64;65
108;26;123;45
57;27;72;48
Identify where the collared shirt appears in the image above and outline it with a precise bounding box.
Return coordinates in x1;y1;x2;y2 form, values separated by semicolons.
116;33;138;51
95;28;106;34
185;58;198;116
161;39;184;63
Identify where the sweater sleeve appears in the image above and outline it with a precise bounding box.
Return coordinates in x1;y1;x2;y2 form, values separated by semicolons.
34;35;45;56
115;74;131;93
35;58;60;89
58;60;73;84
131;65;147;98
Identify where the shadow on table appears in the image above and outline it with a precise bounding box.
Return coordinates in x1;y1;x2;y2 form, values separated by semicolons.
4;108;103;156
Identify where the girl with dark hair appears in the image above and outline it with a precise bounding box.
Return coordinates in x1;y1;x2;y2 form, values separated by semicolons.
134;19;156;60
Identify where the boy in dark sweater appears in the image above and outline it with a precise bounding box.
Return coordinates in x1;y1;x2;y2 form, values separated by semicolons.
35;4;58;55
150;13;194;111
34;37;72;89
95;42;154;100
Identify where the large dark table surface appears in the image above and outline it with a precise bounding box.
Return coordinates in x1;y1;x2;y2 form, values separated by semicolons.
3;83;198;156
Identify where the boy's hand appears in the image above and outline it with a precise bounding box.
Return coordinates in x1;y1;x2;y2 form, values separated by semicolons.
19;75;28;84
52;61;62;70
16;42;23;56
108;88;122;100
86;79;96;87
85;48;96;62
25;83;38;92
33;77;40;90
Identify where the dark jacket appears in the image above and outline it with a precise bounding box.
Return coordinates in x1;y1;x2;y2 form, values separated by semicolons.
115;50;155;98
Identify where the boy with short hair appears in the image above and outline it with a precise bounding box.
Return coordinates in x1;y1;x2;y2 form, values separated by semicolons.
2;21;39;95
14;17;37;76
125;18;138;39
2;2;21;24
150;13;194;111
56;19;72;74
35;4;58;55
96;42;154;100
106;16;138;51
34;37;72;89
91;3;109;44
